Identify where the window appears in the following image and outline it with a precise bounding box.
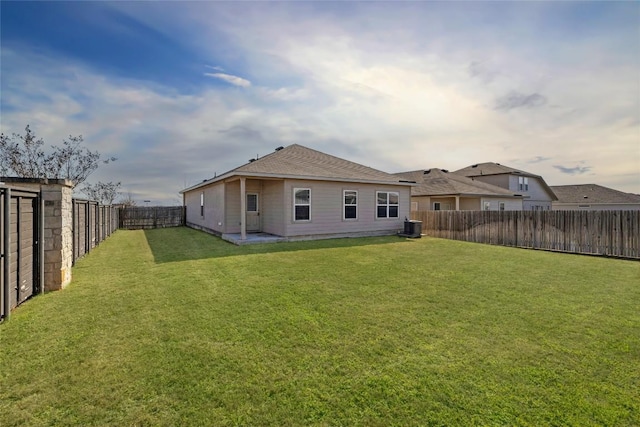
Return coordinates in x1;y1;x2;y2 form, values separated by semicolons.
344;190;358;220
247;194;258;212
483;201;491;211
433;202;451;211
499;202;505;211
518;176;529;191
200;192;204;217
434;202;441;211
377;191;399;218
294;188;310;221
411;201;418;212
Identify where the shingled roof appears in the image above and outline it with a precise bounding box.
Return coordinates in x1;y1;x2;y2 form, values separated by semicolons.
394;168;522;197
550;184;640;204
453;161;557;200
453;162;541;178
182;144;413;193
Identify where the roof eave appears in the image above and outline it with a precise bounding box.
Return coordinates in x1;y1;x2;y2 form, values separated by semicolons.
413;192;525;198
180;171;415;193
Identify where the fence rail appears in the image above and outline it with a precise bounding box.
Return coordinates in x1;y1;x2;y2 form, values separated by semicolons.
118;206;185;230
411;210;640;259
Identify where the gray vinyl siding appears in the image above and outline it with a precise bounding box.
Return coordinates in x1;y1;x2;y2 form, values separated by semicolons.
410;196;522;211
473;174;509;188
412;196;431;211
472;174;553;210
224;181;241;233
262;180;285;235
224;179;263;233
521;177;553;210
431;197;456;210
184;190;201;225
459;198;480;210
480;197;523;211
184;182;225;233
508;175;548;196
282;180;410;237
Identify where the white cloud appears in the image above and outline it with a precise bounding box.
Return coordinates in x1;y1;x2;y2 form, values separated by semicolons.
2;2;639;200
204;72;251;87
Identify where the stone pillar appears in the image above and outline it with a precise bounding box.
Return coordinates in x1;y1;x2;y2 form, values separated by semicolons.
0;177;75;292
41;180;74;291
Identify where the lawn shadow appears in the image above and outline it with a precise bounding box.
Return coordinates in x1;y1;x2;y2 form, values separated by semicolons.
143;226;415;263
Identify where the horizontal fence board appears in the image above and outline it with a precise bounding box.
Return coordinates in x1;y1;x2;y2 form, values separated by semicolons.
411;210;639;259
118;206;184;230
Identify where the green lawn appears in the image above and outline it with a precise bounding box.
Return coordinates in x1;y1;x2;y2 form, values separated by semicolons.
1;227;639;426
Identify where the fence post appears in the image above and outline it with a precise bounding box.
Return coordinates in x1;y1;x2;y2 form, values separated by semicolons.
38;192;45;295
2;188;11;321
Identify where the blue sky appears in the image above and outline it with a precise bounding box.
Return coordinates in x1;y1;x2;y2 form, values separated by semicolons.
1;1;638;203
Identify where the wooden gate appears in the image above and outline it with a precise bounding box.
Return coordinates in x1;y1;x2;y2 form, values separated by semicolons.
1;186;44;321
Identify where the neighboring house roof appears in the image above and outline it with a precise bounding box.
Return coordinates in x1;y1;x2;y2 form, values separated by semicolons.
453;162;541;178
394;168;523;197
550;184;640;204
181;144;414;193
453;161;557;200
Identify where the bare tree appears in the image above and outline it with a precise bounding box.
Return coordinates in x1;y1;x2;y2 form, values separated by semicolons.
118;191;137;207
0;124;116;187
81;181;121;205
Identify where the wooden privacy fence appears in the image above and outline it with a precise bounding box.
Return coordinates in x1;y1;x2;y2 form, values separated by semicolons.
1;186;44;321
1;179;120;321
72;200;119;266
118;206;185;230
411;210;640;259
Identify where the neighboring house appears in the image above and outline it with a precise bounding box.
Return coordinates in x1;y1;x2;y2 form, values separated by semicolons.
453;162;557;210
394;168;524;211
550;184;640;210
180;144;414;243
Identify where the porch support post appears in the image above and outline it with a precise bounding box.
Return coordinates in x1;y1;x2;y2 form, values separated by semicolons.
455;196;460;211
240;177;247;240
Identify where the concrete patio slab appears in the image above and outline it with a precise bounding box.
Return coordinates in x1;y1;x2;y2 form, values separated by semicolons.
221;232;287;245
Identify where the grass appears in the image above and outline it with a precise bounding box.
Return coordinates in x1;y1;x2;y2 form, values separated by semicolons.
1;227;639;426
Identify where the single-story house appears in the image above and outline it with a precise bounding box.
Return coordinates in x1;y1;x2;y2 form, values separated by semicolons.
180;144;414;244
453;162;557;210
394;168;524;211
550;184;640;210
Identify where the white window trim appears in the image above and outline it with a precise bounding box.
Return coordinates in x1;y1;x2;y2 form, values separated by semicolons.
343;190;358;221
499;202;505;211
200;192;205;217
293;188;311;222
376;191;399;219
